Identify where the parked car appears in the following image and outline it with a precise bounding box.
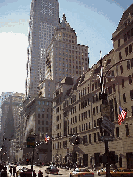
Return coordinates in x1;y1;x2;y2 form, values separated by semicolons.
70;168;94;177
110;168;133;177
45;166;59;175
20;169;36;177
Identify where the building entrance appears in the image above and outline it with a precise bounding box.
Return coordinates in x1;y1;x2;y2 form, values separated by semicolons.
83;154;88;167
126;152;133;169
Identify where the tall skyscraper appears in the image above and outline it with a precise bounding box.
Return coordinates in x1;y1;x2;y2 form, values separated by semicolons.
26;0;59;98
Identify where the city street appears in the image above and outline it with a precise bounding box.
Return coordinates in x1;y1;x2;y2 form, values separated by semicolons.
13;165;103;177
1;164;103;177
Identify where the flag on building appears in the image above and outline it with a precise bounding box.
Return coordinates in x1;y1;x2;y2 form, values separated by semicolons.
118;106;127;125
45;134;50;143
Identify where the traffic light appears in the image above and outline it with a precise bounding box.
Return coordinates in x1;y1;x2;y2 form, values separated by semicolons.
75;136;80;145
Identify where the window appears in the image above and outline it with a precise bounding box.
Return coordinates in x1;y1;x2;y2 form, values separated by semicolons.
38;114;40;118
125;47;128;56
129;44;132;53
128;75;132;84
75;116;77;123
88;98;89;105
127;30;130;39
97;119;99;126
119;52;122;60
96;94;98;101
120;65;123;74
131;28;133;36
127;60;130;69
118;39;120;47
93;107;95;115
63;141;67;148
131;106;133;116
113;84;116;92
116;127;119;137
88;110;90;117
124;34;127;42
88;85;89;93
83;135;88;144
96;106;98;113
123;93;126;102
42;127;44;132
108;86;112;95
79;104;80;111
94;133;96;142
106;59;111;66
95;82;97;90
125;125;129;136
42;114;44;118
42;121;44;125
86;123;88;130
94;120;96;128
89;122;91;129
38;120;40;124
97;132;100;141
131;59;133;68
79;125;81;132
92;84;94;91
89;134;91;143
130;90;133;100
122;79;124;88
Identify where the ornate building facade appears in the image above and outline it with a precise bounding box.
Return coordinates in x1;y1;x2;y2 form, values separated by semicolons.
52;4;133;169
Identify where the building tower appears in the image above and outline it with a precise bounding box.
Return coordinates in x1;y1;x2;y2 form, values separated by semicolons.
26;0;59;98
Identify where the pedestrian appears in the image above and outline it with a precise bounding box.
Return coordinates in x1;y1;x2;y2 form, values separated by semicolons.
9;166;12;176
91;164;93;171
13;166;16;177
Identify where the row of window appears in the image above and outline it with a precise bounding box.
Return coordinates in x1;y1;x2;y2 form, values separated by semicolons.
38;126;49;132
38;113;51;119
54;124;131;150
55;43;87;52
38;120;49;125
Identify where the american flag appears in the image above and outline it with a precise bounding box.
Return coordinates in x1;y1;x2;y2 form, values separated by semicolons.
45;134;50;143
118;106;127;125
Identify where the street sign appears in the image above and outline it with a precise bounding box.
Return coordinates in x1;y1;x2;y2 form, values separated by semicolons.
27;136;35;148
100;136;114;141
101;104;110;117
101;116;115;136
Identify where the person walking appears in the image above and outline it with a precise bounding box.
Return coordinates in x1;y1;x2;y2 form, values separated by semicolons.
13;166;16;177
9;166;12;176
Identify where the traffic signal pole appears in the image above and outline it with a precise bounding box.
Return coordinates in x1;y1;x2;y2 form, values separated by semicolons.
100;56;110;177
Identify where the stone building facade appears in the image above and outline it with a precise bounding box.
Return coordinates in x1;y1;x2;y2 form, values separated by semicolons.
52;4;133;169
21;97;52;164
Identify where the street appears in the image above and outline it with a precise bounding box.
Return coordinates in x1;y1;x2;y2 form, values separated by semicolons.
12;165;103;177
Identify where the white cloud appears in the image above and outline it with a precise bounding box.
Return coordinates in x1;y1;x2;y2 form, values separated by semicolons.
0;32;28;95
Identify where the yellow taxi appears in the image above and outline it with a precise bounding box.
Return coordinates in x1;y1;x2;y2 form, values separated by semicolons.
110;168;133;177
97;167;114;176
70;168;94;177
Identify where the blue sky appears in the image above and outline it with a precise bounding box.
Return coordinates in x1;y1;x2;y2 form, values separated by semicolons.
0;0;132;95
